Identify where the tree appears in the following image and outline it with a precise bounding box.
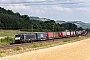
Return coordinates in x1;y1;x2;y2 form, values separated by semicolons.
61;23;77;31
76;27;83;31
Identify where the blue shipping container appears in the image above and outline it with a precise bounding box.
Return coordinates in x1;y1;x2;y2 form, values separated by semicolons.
35;32;46;40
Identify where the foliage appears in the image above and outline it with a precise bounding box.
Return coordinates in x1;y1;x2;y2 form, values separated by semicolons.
0;7;78;32
0;37;14;46
61;23;77;31
76;27;83;31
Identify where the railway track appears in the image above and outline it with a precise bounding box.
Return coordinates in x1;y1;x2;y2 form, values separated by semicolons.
0;36;84;50
0;39;55;50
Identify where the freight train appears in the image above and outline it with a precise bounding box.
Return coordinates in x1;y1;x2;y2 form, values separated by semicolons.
15;30;87;43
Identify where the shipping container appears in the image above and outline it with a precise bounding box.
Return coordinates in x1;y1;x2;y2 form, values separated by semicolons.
70;32;74;37
61;32;67;37
75;31;82;36
75;31;79;35
35;32;46;40
58;32;62;37
73;31;76;36
66;32;70;37
46;32;55;39
15;34;36;43
78;31;82;35
81;30;88;35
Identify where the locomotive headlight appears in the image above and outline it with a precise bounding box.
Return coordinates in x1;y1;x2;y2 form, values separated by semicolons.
15;37;20;40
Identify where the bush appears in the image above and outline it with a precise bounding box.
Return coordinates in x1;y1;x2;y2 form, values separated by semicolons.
0;37;14;46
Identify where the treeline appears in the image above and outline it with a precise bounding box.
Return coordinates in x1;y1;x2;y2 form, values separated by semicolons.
0;7;32;30
0;7;80;32
30;20;77;32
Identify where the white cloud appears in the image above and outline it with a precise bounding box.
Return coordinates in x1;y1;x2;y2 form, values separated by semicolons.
1;0;10;3
27;0;46;1
35;9;45;14
5;4;31;10
76;8;90;11
53;5;72;12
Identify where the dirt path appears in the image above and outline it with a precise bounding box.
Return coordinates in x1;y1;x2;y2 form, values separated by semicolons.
1;38;90;60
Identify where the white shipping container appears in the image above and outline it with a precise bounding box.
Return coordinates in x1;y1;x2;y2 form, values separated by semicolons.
73;31;76;35
78;31;82;35
66;32;70;36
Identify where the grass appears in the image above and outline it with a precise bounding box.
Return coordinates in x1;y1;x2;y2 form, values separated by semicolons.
28;45;39;48
0;32;17;38
0;54;2;57
0;37;14;46
63;40;68;42
27;44;47;49
0;32;14;37
0;50;6;57
0;30;30;37
0;50;6;53
13;47;22;51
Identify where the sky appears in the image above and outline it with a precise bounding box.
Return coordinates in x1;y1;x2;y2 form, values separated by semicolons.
0;0;90;23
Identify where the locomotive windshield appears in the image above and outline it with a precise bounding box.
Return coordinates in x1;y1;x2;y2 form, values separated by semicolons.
15;35;20;37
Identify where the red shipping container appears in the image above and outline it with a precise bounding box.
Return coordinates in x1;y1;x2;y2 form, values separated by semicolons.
58;32;62;37
61;32;67;37
46;32;55;39
70;32;74;36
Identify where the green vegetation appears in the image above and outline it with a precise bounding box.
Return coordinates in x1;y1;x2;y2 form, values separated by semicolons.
0;50;6;53
27;44;47;49
0;32;17;37
63;40;68;42
0;37;14;46
0;7;78;32
13;47;22;51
